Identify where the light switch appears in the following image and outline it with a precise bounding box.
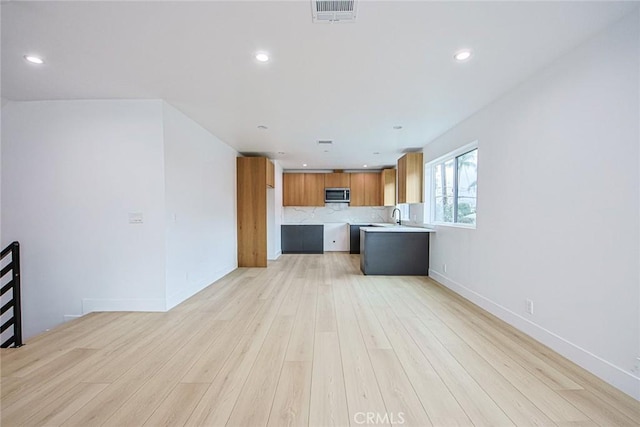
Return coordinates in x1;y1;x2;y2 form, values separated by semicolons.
128;212;143;224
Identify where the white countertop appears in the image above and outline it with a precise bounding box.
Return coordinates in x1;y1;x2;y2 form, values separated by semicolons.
282;222;331;225
282;222;395;226
360;225;435;233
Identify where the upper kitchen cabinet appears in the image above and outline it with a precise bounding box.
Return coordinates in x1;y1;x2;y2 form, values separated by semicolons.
397;153;423;204
364;173;382;206
283;173;304;206
324;172;350;188
380;168;396;206
283;173;325;206
351;172;381;207
237;157;272;267
304;173;325;206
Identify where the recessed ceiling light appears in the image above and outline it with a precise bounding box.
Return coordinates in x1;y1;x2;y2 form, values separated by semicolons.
255;52;269;62
363;164;368;168
277;151;285;155
454;49;472;62
257;125;268;130
393;126;403;130
302;163;308;167
24;55;44;65
373;152;380;155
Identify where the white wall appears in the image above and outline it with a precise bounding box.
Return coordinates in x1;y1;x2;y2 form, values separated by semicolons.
267;161;283;260
424;12;639;398
1;99;241;337
162;102;237;309
2;100;167;339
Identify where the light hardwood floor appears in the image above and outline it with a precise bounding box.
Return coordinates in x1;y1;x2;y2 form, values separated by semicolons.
1;253;638;426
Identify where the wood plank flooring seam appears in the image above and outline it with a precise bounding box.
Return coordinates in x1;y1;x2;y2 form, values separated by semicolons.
197;256;302;426
333;256;391;426
368;276;480;426
264;262;313;426
399;278;595;425
380;275;515;426
354;277;448;427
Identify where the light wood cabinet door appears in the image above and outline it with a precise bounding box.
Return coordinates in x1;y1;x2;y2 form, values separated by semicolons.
350;173;381;206
304;173;325;206
350;173;366;206
283;173;305;206
364;172;382;206
283;173;325;206
381;169;396;206
324;173;350;188
397;153;423;203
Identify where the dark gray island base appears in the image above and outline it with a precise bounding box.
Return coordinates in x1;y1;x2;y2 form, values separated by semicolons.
359;228;431;275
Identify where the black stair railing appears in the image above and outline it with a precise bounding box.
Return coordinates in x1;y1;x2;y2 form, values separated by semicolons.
1;241;23;348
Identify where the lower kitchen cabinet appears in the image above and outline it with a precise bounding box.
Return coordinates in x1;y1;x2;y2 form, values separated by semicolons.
281;225;324;254
349;224;369;254
360;229;430;275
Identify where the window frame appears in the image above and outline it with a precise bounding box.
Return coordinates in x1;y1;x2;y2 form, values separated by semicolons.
424;141;478;229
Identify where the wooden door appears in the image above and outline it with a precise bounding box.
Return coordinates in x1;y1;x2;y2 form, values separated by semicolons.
237;157;267;267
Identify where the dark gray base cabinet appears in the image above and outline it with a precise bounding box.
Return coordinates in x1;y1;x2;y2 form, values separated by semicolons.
281;225;324;254
349;225;367;254
360;230;429;275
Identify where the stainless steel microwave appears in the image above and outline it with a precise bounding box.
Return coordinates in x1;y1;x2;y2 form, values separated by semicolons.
325;188;350;203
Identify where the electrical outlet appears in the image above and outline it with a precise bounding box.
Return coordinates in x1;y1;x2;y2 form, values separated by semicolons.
526;299;534;315
442;263;447;273
128;212;143;224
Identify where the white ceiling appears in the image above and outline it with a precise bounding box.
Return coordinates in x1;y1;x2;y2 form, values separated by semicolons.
2;1;637;170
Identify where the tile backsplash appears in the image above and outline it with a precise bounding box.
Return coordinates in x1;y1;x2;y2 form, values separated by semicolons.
283;205;395;224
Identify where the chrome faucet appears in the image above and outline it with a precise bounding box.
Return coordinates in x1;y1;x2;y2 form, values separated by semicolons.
391;208;401;226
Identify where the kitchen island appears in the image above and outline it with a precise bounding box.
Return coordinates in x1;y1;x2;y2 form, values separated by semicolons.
359;226;435;275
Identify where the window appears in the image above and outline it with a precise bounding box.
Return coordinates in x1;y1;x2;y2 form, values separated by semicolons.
426;142;477;227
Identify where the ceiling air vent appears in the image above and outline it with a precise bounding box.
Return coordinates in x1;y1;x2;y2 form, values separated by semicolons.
317;140;333;145
312;0;357;23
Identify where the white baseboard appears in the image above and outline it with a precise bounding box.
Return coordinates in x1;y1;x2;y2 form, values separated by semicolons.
166;263;237;310
268;251;282;261
63;314;83;323
428;269;640;401
82;298;166;314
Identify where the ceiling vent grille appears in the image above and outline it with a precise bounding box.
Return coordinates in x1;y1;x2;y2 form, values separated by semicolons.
317;140;333;145
312;0;357;23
